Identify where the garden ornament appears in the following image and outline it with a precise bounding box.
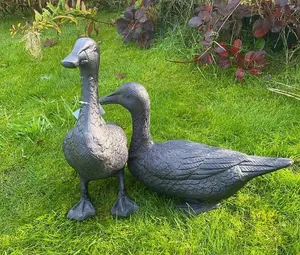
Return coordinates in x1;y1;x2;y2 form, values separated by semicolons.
61;38;138;221
99;82;294;215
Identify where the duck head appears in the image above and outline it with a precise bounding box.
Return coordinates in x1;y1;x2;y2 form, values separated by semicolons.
99;82;150;114
61;37;99;74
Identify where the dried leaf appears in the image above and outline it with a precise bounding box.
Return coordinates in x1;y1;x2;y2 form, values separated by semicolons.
87;22;93;37
65;2;70;11
42;39;57;47
115;73;126;79
81;1;86;11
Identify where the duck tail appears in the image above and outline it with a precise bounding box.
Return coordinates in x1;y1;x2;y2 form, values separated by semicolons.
240;156;293;180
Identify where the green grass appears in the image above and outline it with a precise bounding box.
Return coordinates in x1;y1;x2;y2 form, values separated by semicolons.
1;12;300;255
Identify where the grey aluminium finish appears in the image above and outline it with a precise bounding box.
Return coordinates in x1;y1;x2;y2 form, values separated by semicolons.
99;82;293;215
61;38;138;221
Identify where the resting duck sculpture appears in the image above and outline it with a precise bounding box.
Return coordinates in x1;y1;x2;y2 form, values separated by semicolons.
61;38;138;221
99;82;293;215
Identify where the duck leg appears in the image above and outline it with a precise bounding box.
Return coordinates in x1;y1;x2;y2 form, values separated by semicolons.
67;178;96;221
177;199;221;216
111;169;139;217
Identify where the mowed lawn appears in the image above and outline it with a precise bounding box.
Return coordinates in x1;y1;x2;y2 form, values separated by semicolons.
0;12;300;255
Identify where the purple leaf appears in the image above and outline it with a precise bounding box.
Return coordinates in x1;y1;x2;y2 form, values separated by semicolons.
144;0;159;7
251;51;266;68
142;20;154;32
214;42;229;57
199;10;211;22
218;56;230;68
236;69;246;81
201;40;211;47
124;7;134;20
252;16;273;38
236;68;246;81
197;52;213;65
116;18;130;36
225;0;242;15
132;26;142;39
135;7;148;23
188;16;203;28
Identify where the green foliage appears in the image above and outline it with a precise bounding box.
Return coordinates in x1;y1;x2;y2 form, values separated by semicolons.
10;0;99;58
1;12;300;255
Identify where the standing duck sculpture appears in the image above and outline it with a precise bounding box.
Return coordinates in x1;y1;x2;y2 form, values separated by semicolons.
99;82;293;215
61;38;138;221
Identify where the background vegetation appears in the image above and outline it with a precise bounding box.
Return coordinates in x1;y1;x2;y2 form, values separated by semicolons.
0;1;300;254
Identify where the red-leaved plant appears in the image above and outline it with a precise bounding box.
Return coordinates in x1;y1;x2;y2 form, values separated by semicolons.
195;39;267;81
252;0;300;39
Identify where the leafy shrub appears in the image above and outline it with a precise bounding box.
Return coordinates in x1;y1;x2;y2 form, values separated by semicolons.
116;0;158;47
215;40;266;81
187;0;300;80
11;0;99;58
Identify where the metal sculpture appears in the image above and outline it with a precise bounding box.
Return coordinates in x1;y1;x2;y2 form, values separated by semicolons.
99;82;293;215
61;38;138;221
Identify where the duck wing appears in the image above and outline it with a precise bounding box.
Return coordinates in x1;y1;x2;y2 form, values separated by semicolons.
150;140;247;181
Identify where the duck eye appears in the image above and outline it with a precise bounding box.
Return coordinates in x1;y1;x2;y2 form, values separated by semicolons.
124;94;130;99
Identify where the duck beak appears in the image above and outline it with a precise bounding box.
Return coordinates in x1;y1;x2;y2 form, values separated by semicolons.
99;92;118;105
61;52;80;68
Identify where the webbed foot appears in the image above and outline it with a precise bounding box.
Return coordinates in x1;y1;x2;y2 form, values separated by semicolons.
111;194;139;217
177;199;220;216
67;198;96;221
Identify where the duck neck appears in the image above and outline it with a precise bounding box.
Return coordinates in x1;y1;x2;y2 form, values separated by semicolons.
130;107;153;155
78;68;103;125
